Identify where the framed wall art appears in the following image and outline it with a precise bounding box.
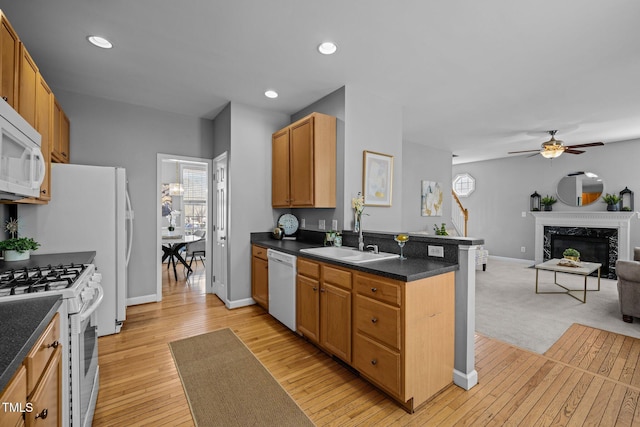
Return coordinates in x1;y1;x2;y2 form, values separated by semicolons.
363;150;393;206
421;180;443;216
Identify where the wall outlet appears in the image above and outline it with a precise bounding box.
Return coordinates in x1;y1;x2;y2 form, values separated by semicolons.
428;245;444;257
319;219;325;230
301;218;305;228
521;211;527;218
332;219;338;230
521;246;526;253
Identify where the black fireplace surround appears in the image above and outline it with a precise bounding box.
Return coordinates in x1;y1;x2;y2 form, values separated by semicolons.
543;226;618;279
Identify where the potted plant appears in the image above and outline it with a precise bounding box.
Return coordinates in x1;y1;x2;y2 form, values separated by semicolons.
541;195;557;211
562;248;581;262
602;193;621;211
1;217;40;261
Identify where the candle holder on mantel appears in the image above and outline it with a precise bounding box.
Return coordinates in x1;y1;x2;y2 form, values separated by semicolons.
620;187;634;212
530;191;541;211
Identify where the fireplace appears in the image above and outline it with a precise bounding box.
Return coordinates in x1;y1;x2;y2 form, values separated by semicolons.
532;212;636;281
548;231;613;277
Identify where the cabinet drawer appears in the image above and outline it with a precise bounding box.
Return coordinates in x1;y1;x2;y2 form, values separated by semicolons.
355;295;401;350
252;245;268;260
25;346;61;427
322;265;352;290
354;333;401;397
355;274;401;306
0;365;27;427
298;257;320;279
25;313;60;396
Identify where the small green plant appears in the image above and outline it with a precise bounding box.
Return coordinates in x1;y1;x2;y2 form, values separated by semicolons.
0;237;40;253
602;193;621;205
1;217;40;253
541;195;557;206
433;223;448;236
562;248;580;259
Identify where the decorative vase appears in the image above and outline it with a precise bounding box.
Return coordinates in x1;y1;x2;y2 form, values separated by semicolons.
3;250;30;261
543;205;553;211
354;212;361;233
168;226;175;231
607;204;619;212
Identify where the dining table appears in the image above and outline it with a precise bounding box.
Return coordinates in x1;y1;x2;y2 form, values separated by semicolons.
162;232;202;280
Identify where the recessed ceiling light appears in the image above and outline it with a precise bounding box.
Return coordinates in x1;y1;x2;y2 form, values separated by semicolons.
318;42;337;55
264;90;278;99
87;35;113;49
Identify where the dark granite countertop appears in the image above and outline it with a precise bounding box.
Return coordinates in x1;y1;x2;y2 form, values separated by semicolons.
0;295;62;392
0;251;96;272
251;237;458;282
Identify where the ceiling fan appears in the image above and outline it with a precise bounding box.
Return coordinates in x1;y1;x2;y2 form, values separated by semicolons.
508;130;604;159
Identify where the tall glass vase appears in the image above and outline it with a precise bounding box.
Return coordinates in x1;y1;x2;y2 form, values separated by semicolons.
354;212;361;233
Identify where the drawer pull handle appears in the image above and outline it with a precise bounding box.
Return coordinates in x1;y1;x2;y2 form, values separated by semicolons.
35;408;48;420
371;359;377;366
47;340;59;349
371;317;378;324
371;287;377;293
313;287;317;291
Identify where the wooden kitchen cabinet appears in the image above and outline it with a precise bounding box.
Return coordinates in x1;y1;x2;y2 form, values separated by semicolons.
0;11;19;108
296;258;352;363
51;98;69;163
0;313;61;427
251;245;269;310
353;270;455;411
272;112;336;208
18;43;37;129
24;313;61;427
33;75;52;202
25;346;61;427
320;265;352;362
0;365;27;427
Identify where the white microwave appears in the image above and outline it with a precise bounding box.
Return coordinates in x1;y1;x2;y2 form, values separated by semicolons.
0;98;45;200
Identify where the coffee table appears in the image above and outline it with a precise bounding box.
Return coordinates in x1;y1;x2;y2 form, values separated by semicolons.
534;258;602;303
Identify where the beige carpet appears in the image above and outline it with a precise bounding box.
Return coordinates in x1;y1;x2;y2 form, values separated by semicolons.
169;328;314;427
476;257;640;354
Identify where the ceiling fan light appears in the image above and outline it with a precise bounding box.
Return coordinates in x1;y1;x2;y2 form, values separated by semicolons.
540;148;563;159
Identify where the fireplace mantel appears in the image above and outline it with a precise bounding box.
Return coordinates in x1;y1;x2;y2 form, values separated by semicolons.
531;211;638;263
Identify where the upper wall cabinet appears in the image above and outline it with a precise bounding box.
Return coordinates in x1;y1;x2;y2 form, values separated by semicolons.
272;112;336;208
0;10;71;204
51;97;69;163
0;13;19;108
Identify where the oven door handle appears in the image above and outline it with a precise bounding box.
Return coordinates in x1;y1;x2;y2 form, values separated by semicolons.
79;284;104;323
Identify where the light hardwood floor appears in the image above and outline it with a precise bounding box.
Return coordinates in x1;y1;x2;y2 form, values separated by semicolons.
93;264;640;426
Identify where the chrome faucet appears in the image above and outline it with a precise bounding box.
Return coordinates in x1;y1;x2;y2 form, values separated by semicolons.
366;244;379;254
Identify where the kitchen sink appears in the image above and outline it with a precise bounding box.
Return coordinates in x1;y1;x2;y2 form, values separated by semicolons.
299;246;400;264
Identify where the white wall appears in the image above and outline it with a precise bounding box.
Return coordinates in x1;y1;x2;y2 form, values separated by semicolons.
227;103;289;302
43;90;215;299
401;141;453;232
344;87;403;231
452;138;640;260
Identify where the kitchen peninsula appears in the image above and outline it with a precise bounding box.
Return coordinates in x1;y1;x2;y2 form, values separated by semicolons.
251;229;483;411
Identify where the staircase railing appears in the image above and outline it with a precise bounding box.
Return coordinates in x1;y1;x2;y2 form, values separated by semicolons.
451;190;469;237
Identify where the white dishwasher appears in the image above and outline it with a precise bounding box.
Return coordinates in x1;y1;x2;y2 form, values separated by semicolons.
267;249;297;331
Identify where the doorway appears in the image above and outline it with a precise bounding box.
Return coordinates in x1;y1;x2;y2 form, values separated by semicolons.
212;152;228;304
156;154;212;301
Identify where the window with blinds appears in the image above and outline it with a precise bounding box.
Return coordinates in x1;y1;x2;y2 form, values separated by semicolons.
182;166;207;232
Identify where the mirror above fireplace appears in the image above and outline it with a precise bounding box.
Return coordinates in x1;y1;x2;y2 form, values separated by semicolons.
556;171;604;207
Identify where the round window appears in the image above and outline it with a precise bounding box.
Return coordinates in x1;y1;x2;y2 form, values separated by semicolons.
453;173;475;197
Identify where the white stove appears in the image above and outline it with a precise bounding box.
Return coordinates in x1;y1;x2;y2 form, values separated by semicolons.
0;262;103;426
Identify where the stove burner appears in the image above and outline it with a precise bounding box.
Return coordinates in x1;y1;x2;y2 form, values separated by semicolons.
0;263;88;297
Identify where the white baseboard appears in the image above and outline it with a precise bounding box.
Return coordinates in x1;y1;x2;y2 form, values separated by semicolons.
226;297;256;309
489;255;534;265
127;294;158;306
